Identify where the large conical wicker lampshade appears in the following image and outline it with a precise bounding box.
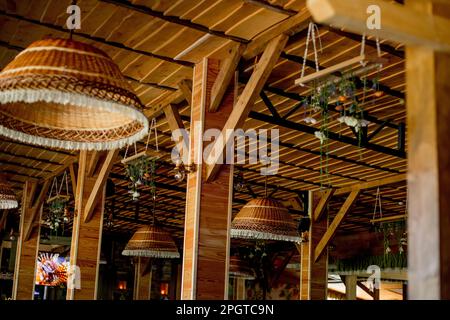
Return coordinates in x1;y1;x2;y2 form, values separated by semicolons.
0;176;18;209
0;38;148;150
229;255;256;280
231;198;301;243
122;225;180;259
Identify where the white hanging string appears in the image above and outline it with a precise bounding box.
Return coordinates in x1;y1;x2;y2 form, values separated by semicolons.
145;118;159;152
299;22;322;87
49;176;58;198
57;171;69;196
360;33;368;67
372;186;383;222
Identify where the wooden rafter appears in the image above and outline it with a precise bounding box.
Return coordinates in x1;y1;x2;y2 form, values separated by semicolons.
23;180;50;241
313;189;335;222
333;174;406;196
210;43;244;112
177;79;193;107
314;190;360;262
243;10;311;59
83;150;118;223
306;0;450;52
205;34;288;182
163;104;187;156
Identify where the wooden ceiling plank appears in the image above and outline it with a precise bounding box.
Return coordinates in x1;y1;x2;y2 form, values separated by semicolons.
307;0;450;53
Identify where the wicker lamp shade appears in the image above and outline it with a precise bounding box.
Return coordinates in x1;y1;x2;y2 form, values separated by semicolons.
229;256;256;280
122;225;180;259
0;38;148;150
0;177;18;209
231;198;301;243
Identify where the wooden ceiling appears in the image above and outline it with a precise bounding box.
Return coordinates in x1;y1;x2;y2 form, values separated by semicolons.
0;0;407;240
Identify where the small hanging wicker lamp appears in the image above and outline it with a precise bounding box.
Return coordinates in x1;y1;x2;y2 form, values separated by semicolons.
122;224;180;259
229;255;256;280
231;198;301;243
0;176;18;209
0;38;148;150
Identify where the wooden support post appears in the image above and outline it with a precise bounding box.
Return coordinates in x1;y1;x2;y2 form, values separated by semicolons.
344;275;357;300
297;242;310;300
67;150;117;300
12;181;43;300
406;0;450;300
176;264;182;300
133;257;152;300
299;191;330;300
181;58;234;300
235;278;246;300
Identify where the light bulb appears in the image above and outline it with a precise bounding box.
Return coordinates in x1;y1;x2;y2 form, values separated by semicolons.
174;170;185;182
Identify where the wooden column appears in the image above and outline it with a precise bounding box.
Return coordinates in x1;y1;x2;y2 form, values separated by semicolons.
133;257;152;300
13;181;48;300
406;0;450;300
181;58;234;300
298;242;310;300
235;278;246;300
344;275;357;300
67;150;117;300
308;191;329;300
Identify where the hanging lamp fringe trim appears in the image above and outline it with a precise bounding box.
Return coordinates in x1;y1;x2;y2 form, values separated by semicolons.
121;249;180;259
0;199;18;209
230;228;302;243
0;89;149;150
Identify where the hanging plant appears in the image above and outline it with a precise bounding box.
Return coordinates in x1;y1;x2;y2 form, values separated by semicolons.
122;119;159;201
376;220;407;255
44;173;71;235
125;157;156;201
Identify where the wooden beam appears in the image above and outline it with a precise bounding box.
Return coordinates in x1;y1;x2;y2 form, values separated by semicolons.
308;191;328;299
181;59;234;300
333;174;406;196
314;190;360;262
0;210;8;231
210;43;244;112
344;275;357;300
164;104;188;159
164;104;185;133
134;257;152;300
22;180;50;242
205;34;288;182
86;152;100;177
243;10;311;59
69;163;77;199
357;281;375;299
313;189;335;222
306;0;450;53
406;0;450;300
12;181;41;300
177;79;193;107
83;150;118;223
